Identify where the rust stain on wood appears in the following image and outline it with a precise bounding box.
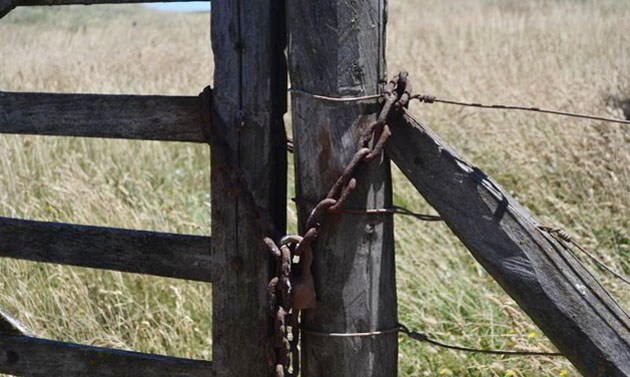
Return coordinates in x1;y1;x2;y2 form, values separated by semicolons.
317;123;339;186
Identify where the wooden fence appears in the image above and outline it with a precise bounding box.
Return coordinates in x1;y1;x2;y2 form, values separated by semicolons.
1;1;628;377
0;1;222;376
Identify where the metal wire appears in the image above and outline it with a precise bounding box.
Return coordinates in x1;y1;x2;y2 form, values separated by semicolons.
289;88;382;102
292;198;442;222
390;205;443;221
399;324;563;357
412;94;630;125
301;324;563;357
301;326;400;338
341;205;443;221
540;226;630;286
289;88;630;124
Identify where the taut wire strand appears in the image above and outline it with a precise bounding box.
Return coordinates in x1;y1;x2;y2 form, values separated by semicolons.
412;94;630;125
301;326;400;338
302;323;564;357
289;88;630;124
539;226;630;286
341;205;443;221
291;198;442;222
398;324;563;357
289;88;383;102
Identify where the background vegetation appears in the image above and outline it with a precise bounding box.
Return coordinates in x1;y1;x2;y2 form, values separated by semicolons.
0;1;628;376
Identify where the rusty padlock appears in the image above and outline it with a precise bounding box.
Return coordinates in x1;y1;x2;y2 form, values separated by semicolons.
290;236;317;310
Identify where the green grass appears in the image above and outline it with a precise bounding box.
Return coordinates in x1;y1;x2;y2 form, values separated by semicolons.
1;1;629;376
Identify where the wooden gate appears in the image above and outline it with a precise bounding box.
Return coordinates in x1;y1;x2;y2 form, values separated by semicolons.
0;0;287;375
1;1;629;377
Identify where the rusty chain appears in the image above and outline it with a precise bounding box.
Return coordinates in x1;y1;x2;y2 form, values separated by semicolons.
267;72;412;376
202;72;411;377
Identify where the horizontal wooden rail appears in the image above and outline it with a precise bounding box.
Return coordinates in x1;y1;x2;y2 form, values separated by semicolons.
0;335;213;377
0;91;208;143
19;0;206;5
1;0;207;18
386;112;630;376
0;217;213;282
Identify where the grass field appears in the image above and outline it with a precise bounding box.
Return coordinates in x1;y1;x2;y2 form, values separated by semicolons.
0;1;628;376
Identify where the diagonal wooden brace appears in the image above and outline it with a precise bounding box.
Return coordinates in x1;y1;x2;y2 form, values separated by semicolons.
386;111;630;377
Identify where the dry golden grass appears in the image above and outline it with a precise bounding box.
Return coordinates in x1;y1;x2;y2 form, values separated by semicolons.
0;1;628;376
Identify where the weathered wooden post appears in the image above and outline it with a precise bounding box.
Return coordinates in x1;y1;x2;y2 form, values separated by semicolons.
387;113;630;377
288;1;397;376
211;1;287;377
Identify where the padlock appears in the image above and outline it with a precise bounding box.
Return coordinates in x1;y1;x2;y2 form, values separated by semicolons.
291;240;317;310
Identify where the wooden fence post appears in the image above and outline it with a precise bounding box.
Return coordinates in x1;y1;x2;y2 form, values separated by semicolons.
288;1;397;376
386;113;630;377
211;1;287;377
